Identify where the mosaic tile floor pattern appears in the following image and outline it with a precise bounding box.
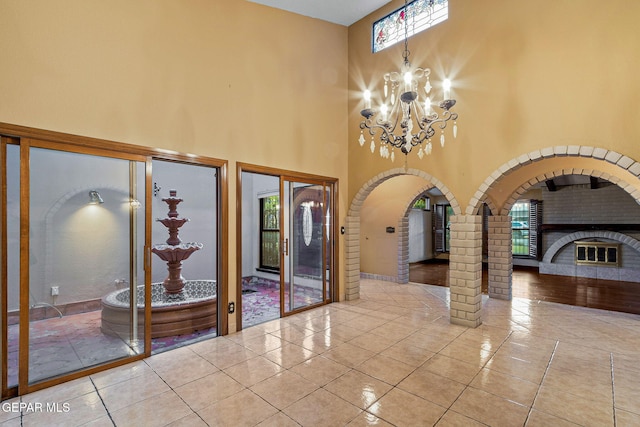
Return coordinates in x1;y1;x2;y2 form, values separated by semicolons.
241;277;324;328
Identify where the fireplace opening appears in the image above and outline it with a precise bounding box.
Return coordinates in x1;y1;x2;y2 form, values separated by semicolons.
575;241;619;266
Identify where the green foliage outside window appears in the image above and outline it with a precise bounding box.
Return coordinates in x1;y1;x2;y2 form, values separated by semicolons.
412;198;426;209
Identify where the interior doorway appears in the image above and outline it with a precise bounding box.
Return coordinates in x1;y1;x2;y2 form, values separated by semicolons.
238;165;337;330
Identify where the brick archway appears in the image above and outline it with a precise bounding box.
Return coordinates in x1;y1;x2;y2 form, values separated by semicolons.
466;145;640;301
466;146;640;216
344;168;460;300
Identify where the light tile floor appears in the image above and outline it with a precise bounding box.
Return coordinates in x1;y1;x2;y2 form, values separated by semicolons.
3;278;640;426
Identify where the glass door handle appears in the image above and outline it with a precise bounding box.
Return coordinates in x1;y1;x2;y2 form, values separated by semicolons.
283;238;289;256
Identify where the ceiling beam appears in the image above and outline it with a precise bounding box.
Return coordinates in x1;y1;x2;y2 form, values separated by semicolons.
545;179;557;192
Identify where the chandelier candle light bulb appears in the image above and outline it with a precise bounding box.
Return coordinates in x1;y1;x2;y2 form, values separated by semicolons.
359;0;459;162
443;79;451;101
363;89;372;109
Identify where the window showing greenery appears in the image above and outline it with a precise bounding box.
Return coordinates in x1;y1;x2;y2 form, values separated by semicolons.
510;200;541;258
412;198;430;210
511;202;530;256
260;195;280;270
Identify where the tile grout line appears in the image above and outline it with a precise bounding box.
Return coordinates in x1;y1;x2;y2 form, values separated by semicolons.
310;307;439;425
356;322;516;426
91;377;116;427
140;355;214;426
431;329;515;425
610;353;617;427
523;339;559;425
319;311;408;425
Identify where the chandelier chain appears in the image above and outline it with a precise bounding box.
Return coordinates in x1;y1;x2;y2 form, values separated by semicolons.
403;0;410;66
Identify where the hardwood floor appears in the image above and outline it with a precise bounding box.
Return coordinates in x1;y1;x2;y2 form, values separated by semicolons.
409;259;640;315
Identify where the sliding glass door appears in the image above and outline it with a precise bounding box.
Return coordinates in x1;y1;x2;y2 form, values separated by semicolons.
23;141;147;389
150;159;219;352
0;124;228;398
237;164;336;329
281;178;331;314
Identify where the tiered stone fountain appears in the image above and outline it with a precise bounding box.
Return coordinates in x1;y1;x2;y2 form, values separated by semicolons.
151;190;203;294
101;190;217;339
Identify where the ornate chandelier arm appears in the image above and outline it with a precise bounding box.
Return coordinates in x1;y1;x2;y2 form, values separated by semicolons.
360;118;405;149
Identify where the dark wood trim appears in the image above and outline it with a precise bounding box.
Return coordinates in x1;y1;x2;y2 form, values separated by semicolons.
144;160;153;355
0;122;227;167
18;141;30;394
218;161;229;336
333;182;340;303
236;163;339;331
545;179;557;192
279;176;285;319
235;163;244;332
540;224;640;232
23;354;147;395
0;138;9;398
237;162;339;184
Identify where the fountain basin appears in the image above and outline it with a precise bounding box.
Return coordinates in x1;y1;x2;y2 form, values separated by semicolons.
101;280;217;339
151;242;203;263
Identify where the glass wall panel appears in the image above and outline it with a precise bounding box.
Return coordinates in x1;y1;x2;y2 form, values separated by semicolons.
28;148;144;384
150;160;218;352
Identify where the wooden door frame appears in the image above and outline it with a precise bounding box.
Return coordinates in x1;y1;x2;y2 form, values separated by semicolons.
236;163;338;331
0;122;228;397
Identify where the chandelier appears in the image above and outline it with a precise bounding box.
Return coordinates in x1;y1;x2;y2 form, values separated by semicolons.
359;0;458;162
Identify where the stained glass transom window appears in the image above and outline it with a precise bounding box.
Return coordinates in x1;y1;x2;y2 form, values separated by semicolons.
373;0;448;53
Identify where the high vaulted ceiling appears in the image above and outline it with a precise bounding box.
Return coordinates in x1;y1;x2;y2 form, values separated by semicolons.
246;0;392;26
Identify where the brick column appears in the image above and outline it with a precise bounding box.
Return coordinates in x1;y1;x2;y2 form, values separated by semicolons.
449;214;483;328
488;215;513;300
344;215;361;301
397;217;409;284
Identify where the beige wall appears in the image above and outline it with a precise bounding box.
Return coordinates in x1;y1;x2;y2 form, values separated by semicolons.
0;0;349;331
3;0;640;318
360;175;428;277
349;0;640;274
348;0;640;205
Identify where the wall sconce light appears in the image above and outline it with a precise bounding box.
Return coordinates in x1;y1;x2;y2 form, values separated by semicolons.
130;199;141;209
88;190;104;205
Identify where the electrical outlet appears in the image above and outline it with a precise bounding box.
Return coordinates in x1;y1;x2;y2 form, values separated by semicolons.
228;302;235;314
51;286;59;296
